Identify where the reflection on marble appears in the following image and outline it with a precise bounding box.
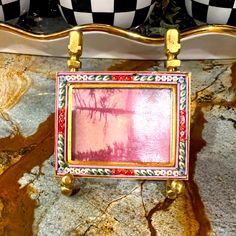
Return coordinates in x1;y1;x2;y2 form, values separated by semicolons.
0;53;235;235
7;72;55;137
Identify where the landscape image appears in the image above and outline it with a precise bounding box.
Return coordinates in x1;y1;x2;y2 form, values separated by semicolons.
71;87;172;164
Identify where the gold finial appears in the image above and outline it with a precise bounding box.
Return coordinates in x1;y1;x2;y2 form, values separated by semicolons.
60;174;74;196
67;30;83;72
166;180;185;199
165;29;181;72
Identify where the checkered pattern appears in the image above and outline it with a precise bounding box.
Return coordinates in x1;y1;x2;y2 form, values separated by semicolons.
185;0;236;25
0;0;29;21
58;0;156;28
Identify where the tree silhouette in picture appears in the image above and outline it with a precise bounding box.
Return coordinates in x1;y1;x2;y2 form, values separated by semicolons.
72;89;140;162
73;89;134;133
72;88;171;163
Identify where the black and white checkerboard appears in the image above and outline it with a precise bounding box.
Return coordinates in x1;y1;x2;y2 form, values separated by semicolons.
0;0;29;21
185;0;236;25
58;0;156;28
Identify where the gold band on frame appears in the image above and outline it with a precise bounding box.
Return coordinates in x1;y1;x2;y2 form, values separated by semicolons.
67;82;177;168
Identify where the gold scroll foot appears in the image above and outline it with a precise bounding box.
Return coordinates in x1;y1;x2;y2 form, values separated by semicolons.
61;174;75;196
166;180;185;200
67;30;83;72
165;28;181;72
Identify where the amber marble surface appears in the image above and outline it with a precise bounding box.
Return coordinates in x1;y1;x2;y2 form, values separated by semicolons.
0;53;235;236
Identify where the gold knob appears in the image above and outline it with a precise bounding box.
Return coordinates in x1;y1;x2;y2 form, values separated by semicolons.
61;174;74;196
67;30;83;72
165;29;181;72
61;186;73;196
166;180;185;199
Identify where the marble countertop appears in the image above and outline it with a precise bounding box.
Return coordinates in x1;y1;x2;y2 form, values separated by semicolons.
0;53;235;235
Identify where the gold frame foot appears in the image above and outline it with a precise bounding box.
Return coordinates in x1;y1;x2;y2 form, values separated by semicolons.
60;174;75;196
166;180;185;200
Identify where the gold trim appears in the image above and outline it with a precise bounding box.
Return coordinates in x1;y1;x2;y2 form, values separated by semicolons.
67;84;73;166
67;82;177;168
0;23;235;44
187;72;191;179
55;175;188;181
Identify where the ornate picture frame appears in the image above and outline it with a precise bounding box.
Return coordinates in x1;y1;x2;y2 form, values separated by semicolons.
55;71;190;180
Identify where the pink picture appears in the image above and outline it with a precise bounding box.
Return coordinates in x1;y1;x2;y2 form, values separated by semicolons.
71;88;172;164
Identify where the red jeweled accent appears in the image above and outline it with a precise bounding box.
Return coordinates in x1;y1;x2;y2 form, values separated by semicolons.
112;169;135;175
58;108;65;134
179;109;187;142
112;75;133;81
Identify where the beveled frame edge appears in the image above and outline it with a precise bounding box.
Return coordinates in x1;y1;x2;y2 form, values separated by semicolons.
55;71;191;180
67;83;177;168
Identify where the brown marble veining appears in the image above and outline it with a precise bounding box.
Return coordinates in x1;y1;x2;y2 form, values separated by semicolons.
0;56;235;235
230;63;236;102
0;114;54;236
0;68;31;111
107;60;158;71
187;107;211;236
